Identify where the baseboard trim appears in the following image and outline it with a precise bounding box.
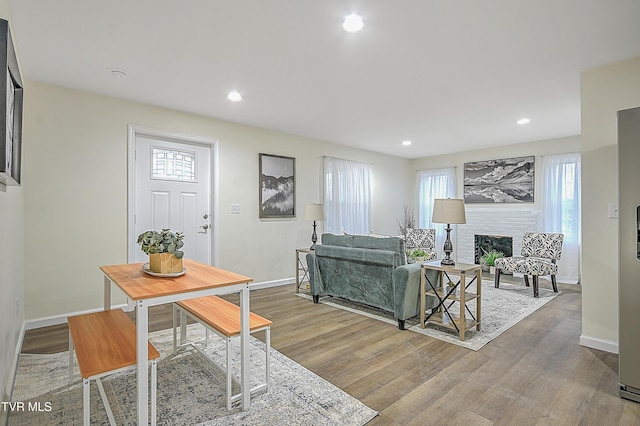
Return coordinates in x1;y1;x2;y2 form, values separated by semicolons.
580;334;618;354
249;277;295;290
24;303;129;330
24;278;295;331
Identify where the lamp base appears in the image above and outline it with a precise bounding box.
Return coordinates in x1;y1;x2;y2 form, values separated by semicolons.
310;221;318;251
440;257;455;266
440;224;455;266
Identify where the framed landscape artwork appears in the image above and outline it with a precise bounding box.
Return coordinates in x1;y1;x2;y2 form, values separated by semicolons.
259;153;295;218
0;19;23;186
463;155;535;203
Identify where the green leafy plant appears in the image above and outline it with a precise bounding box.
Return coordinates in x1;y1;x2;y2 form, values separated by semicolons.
480;249;504;267
137;229;185;259
410;249;429;258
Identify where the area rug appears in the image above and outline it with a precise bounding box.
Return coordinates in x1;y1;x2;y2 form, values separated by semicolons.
8;326;377;425
299;280;559;351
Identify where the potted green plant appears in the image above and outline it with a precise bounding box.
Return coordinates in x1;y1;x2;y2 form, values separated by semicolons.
137;229;185;274
410;248;429;262
480;249;504;274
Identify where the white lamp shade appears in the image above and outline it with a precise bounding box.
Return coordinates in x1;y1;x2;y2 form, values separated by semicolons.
432;198;466;224
304;203;325;221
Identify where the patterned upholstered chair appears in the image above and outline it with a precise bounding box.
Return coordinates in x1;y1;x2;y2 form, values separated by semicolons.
405;228;438;261
494;232;564;298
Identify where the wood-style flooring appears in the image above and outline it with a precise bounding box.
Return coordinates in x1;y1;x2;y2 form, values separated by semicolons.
21;280;640;425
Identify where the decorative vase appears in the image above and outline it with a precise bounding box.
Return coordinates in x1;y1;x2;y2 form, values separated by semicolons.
490;266;496;275
149;253;183;274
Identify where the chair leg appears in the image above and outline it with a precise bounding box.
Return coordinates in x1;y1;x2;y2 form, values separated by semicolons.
524;275;530;287
533;275;539;298
551;275;558;293
494;268;501;288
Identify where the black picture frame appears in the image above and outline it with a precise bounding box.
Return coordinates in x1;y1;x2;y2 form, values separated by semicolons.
259;153;295;218
0;19;23;186
463;155;535;203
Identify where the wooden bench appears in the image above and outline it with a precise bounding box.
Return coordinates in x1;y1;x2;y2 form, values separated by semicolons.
67;309;161;426
172;295;272;410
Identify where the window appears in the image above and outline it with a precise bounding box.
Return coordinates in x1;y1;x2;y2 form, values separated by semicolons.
323;156;371;235
416;167;457;259
542;153;581;283
151;147;196;182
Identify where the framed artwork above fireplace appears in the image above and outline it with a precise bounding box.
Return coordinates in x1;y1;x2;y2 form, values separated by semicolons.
463;156;534;203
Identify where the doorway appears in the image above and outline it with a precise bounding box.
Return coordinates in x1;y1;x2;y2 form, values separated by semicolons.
128;125;218;265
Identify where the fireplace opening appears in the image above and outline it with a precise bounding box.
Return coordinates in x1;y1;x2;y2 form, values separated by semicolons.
474;234;513;264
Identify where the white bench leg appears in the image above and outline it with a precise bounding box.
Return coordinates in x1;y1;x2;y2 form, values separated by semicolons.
226;336;232;411
266;326;271;392
68;330;74;384
83;378;90;426
151;359;157;426
172;304;178;353
180;310;187;346
96;378;116;426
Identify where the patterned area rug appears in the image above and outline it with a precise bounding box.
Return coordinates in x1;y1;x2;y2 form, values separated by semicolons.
299;280;560;351
8;326;377;425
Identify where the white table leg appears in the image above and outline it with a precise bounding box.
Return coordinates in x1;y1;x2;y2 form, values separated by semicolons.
136;299;149;424
240;284;250;410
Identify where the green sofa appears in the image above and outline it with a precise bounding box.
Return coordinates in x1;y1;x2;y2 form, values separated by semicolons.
306;233;437;330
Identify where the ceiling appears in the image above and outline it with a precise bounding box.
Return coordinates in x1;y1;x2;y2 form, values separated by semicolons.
9;1;640;159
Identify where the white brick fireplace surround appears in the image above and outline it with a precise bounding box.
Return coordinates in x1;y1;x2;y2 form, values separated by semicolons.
456;207;540;265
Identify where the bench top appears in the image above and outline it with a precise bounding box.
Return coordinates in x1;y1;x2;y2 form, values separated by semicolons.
176;295;272;337
68;309;160;379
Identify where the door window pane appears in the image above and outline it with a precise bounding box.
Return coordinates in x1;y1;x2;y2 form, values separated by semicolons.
151;148;197;182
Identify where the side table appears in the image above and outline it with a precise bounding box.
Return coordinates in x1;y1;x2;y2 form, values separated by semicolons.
295;248;313;293
420;261;482;341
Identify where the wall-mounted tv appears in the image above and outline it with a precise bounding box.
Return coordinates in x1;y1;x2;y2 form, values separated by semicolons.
0;19;23;186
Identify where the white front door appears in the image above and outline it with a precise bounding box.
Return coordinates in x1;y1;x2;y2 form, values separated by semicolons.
132;135;212;264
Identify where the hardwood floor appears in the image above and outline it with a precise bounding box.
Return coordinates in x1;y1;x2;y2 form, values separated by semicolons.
21;280;640;425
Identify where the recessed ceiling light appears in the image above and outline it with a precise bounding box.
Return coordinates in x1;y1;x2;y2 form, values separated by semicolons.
343;13;364;32
516;118;531;125
227;90;242;102
402;140;412;146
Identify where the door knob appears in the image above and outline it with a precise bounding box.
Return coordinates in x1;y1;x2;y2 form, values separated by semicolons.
198;224;210;234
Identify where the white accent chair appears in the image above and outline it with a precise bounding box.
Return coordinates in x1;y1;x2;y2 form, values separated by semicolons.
494;232;564;297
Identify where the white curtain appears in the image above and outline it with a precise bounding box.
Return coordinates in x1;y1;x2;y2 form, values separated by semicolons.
542;153;581;284
323;156;371;235
416;167;457;259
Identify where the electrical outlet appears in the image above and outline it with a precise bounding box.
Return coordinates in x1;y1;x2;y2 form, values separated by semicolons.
231;204;240;215
608;203;619;219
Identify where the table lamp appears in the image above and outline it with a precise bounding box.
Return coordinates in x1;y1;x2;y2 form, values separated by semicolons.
431;198;466;265
304;203;325;250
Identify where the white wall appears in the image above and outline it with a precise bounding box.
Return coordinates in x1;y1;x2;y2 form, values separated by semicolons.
22;80;414;321
580;56;640;353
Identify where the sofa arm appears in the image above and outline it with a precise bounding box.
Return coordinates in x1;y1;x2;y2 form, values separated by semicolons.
306;252;324;298
392;263;439;321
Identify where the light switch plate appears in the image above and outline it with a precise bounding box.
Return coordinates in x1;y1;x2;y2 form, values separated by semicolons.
231;204;240;214
608;203;619;219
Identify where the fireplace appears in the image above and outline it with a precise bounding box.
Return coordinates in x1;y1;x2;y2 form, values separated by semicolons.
474;234;513;264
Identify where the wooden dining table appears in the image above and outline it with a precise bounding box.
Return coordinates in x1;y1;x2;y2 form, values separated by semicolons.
100;259;253;425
